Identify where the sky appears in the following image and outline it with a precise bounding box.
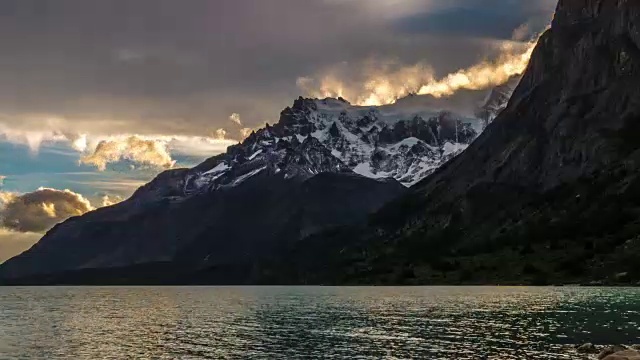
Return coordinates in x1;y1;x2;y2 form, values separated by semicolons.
0;0;557;262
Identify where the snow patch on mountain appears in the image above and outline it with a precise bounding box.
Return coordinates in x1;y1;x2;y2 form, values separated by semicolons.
233;166;266;186
184;92;500;194
353;162;391;180
203;162;229;175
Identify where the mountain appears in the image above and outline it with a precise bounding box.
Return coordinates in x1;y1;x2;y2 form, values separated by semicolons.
0;94;483;283
191;96;479;189
257;0;640;285
475;77;519;129
0;156;406;282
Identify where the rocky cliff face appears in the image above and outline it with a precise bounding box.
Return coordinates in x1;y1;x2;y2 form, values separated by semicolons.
262;0;640;285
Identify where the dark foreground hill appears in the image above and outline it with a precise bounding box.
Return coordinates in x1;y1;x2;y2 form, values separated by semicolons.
0;162;406;283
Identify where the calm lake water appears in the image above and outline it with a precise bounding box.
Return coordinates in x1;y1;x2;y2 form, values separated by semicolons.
0;287;638;359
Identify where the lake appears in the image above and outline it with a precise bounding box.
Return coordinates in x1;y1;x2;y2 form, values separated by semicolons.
0;286;638;359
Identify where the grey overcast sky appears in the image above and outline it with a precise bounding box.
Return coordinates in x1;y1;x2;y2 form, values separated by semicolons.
0;0;556;137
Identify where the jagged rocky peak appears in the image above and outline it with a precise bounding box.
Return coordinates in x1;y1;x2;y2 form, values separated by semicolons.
121;87;510;205
185;124;350;195
274;97;318;137
184;94;486;191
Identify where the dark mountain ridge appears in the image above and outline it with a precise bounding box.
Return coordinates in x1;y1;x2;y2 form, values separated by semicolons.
256;0;640;285
1;93;483;282
1;66;493;283
0;125;408;281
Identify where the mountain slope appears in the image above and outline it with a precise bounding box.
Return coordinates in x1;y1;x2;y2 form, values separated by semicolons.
261;0;640;285
0;93;484;281
0;167;406;281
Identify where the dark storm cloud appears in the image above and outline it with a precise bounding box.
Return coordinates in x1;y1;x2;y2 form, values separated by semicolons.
0;0;557;137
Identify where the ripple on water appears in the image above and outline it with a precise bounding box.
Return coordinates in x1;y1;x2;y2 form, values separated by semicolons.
0;286;639;359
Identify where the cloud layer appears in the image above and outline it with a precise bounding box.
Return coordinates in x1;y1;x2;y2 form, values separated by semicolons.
0;188;93;233
0;0;556;143
80;136;176;171
297;30;541;106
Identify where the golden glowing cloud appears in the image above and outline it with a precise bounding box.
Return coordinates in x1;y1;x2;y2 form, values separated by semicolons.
298;35;540;106
80;136;176;171
240;128;254;140
213;128;229;141
229;113;242;126
0;188;94;233
101;194;124;207
415;40;537;99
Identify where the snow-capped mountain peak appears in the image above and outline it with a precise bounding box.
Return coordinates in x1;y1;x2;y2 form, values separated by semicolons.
185;93;489;194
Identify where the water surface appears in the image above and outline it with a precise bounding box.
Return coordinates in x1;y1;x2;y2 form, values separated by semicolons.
0;286;638;359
